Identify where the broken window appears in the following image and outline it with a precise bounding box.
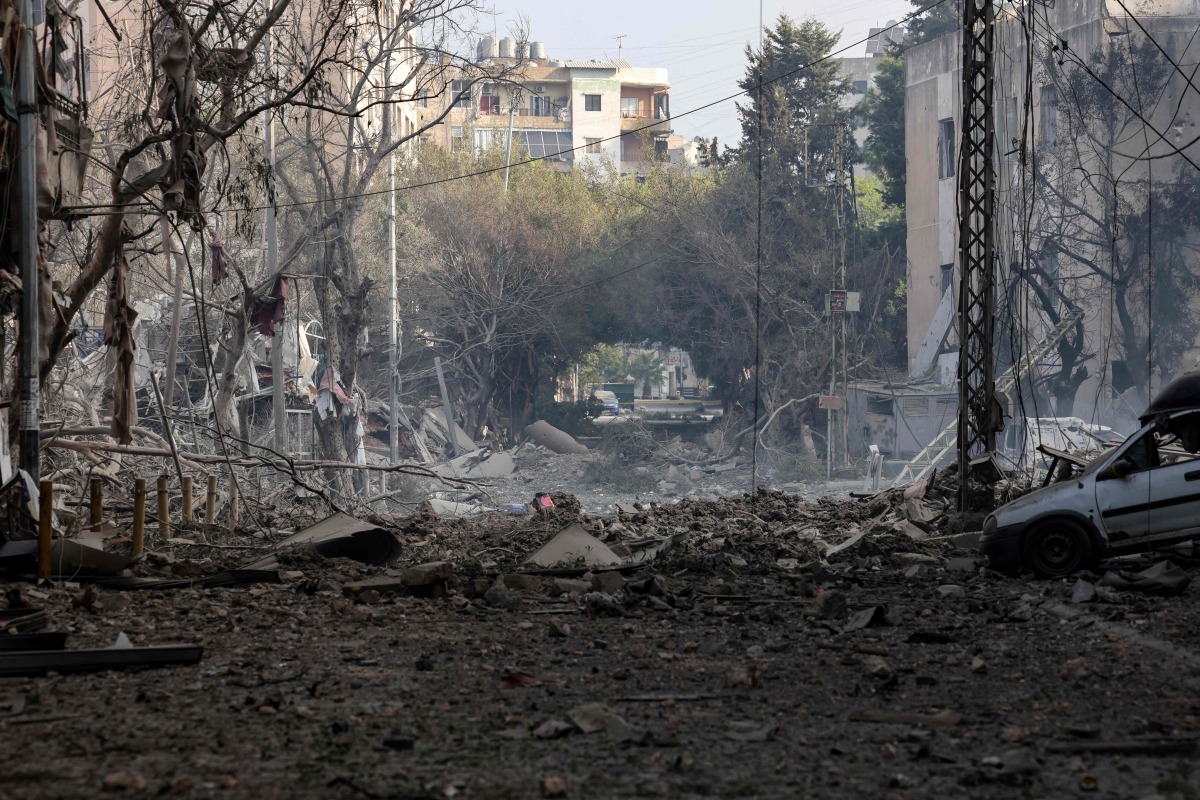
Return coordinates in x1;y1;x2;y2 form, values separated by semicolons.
654;138;668;159
584;94;601;111
937;118;955;180
866;396;894;415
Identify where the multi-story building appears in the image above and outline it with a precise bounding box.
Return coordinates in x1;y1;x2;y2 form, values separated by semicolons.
839;23;905;160
903;0;1200;435
416;38;672;175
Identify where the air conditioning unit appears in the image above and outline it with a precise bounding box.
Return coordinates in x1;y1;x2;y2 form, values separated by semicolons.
534;84;545;94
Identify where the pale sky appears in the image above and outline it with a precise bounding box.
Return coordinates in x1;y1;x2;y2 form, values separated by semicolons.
473;0;915;146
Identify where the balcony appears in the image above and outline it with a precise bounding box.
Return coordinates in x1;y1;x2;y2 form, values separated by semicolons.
620;113;670;135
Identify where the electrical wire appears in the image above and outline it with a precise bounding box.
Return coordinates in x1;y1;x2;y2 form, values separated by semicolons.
214;4;949;215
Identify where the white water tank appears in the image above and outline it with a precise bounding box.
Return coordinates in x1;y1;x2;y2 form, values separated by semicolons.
519;42;530;59
499;37;515;58
531;41;546;59
477;36;497;60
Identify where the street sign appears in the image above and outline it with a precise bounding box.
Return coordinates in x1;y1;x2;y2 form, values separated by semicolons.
819;395;845;410
666;351;683;367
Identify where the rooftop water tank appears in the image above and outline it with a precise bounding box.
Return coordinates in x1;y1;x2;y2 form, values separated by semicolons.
531;41;545;59
477;35;497;60
499;37;515;58
519;42;530;59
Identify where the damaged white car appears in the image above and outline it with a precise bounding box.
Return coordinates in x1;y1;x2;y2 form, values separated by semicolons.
981;373;1200;577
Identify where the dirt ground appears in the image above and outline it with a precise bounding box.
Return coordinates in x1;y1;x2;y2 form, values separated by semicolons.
4;487;1200;800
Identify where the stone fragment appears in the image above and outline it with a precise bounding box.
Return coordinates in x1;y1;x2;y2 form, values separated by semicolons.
936;584;966;598
551;578;591;597
590;571;627;594
865;656;894;680
815;590;847;619
539;776;568;797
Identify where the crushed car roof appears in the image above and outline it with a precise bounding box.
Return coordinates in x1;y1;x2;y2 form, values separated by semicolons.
1140;371;1200;423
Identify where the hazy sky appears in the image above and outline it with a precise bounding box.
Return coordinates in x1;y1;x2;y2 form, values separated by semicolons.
473;0;915;146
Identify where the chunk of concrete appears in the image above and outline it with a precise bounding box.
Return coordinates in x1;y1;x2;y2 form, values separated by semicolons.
524;420;589;454
589;571;628;594
402;561;453;587
524;524;622;568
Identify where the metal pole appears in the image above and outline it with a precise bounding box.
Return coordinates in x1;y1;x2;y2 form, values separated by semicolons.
265;0;285;455
388;155;399;467
16;0;40;486
958;0;998;510
434;356;460;458
502;89;517;192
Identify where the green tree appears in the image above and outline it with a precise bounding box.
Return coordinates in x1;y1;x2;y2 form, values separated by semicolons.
579;344;627;385
860;51;907;206
628;352;666;399
906;0;960;45
734;14;850;180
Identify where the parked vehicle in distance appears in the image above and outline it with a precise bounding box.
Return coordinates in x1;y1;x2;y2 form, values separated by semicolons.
981;372;1200;577
591;390;621;416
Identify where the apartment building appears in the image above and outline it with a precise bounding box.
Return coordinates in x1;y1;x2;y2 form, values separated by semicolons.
416;38;672;175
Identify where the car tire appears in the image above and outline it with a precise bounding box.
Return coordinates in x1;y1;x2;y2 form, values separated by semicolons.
1022;518;1094;578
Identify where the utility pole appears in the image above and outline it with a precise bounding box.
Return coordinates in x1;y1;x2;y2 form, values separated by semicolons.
16;0;40;486
388;155;399;467
502;87;519;192
957;0;998;510
265;2;285;456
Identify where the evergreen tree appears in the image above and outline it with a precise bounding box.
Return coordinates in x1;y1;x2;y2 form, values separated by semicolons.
860;50;907;206
906;0;960;45
734;14;851;182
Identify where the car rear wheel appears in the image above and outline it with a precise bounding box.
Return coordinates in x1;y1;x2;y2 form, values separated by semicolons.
1022;519;1094;578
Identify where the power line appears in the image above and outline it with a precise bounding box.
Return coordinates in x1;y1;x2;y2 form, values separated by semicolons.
219;5;948;215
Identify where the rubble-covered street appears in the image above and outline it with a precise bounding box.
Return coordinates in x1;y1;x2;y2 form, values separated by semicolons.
6;480;1200;800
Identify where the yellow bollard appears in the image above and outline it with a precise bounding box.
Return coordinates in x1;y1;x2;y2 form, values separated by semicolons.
157;475;170;541
89;478;102;534
205;475;217;524
181;476;193;522
37;481;53;583
132;478;146;557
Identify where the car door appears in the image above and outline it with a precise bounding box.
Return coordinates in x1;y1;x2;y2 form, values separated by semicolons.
1095;430;1154;542
1144;411;1200;541
1096;413;1200;546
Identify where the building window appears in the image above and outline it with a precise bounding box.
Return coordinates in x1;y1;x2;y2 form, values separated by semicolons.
653;93;669;120
531;96;553;116
654;138;668;159
450;125;466;152
937;118;955;180
414;93;429;108
1040;85;1057;152
480;94;499;114
620;97;640;118
852;79;869;94
584;94;601;112
451;80;471;108
584;137;601;154
940;264;954;296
